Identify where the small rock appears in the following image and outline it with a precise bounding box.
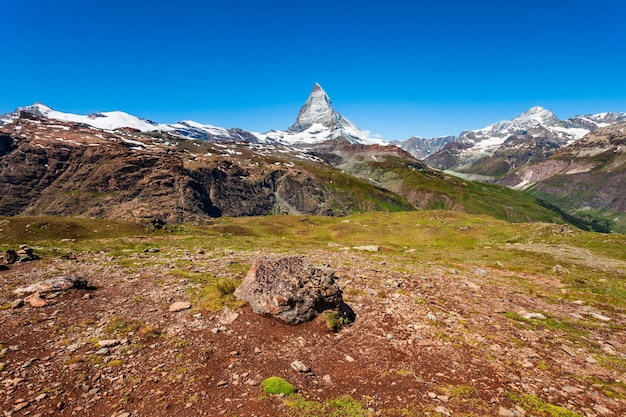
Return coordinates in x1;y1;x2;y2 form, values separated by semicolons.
254;347;262;354
95;348;109;355
426;312;437;321
345;355;355;363
35;393;47;401
561;386;584;394
551;265;570;274
464;281;481;290
593;405;611;415
216;380;228;387
561;345;576;357
169;301;192;312
523;312;546;320
14;401;30;412
473;267;488;276
585;356;597;364
498;407;516;417
588;312;611;322
323;374;331;383
98;339;119;348
352;245;379;252
82;293;92;299
11;299;24;309
290;360;311;372
117;412;131;417
24;292;47;307
434;405;451;416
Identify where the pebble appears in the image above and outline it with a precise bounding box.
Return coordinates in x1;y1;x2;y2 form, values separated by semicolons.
290;360;311;372
561;345;577;357
98;339;119;348
216;380;228;387
498;407;515;417
169;301;192;312
345;355;355;363
588;312;611;322
434;405;451;416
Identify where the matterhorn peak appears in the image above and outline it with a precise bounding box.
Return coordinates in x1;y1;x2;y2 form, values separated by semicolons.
288;83;336;132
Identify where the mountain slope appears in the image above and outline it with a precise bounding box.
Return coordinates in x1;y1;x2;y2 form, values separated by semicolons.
424;107;626;176
499;122;626;232
0;113;412;222
0;112;575;226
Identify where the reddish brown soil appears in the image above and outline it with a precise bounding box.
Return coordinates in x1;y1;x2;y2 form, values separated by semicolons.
1;249;625;417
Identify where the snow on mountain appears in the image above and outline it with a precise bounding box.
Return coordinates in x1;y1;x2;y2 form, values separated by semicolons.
5;103;162;132
256;83;386;146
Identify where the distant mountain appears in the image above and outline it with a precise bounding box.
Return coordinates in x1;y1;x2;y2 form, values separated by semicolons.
0;83;383;146
423;106;626;176
498;121;626;232
397;135;455;159
0;109;571;226
255;83;384;145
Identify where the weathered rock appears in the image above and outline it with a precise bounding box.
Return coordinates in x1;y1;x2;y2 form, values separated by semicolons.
290;360;311;372
169;301;192;312
11;299;24;309
234;256;350;324
14;276;88;296
352;245;379;252
24;292;47;307
4;249;18;264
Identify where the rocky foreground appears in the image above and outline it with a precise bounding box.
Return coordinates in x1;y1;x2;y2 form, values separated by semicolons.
1;221;626;417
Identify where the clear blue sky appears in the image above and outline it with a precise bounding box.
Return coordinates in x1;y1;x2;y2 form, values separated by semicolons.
2;0;625;139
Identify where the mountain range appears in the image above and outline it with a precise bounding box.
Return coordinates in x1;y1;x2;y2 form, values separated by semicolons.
1;84;625;231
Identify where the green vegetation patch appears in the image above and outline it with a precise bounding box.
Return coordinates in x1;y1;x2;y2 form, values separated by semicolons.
506;392;583;417
261;376;296;395
285;394;368;417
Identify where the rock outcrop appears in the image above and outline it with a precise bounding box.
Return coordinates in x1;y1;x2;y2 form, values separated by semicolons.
234;256;348;324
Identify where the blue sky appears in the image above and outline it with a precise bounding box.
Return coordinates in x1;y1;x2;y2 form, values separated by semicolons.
2;0;625;139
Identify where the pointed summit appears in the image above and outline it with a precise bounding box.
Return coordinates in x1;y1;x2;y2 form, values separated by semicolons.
288;83;336;132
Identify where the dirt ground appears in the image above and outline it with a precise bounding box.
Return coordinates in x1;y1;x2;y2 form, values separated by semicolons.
1;247;625;416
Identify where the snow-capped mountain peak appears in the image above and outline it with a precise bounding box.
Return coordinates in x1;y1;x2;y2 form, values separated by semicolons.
289;83;344;132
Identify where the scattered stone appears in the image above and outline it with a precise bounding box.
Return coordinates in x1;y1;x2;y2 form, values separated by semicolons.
254;347;262;354
473;267;488;276
523;312;546;320
216;380;228;387
464;281;481;290
593;405;611;415
345;355;355;363
98;339;119;348
290;360;310;373
585;356;597;364
434;405;451;416
352;245;379;252
561;386;584;394
551;265;570;274
11;298;24;309
169;301;192;312
498;407;516;417
588;312;611;322
4;249;18;264
14;401;30;412
14;276;88;296
24;292;47;307
235;256;351;324
323;374;331;383
83;293;92;299
561;345;577;357
35;393;47;401
218;309;239;325
426;312;437;321
96;348;109;355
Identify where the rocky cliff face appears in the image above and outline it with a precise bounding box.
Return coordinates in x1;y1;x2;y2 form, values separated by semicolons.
0;115;412;222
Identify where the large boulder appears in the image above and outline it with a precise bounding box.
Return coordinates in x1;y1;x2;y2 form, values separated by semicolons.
235;256;348;324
